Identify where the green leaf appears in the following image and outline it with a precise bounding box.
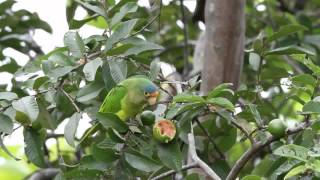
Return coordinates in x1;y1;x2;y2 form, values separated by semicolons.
157;141;183;171
166;102;204;119
247;104;263;127
96;112;128;133
241;175;262;180
302;101;320;114
64;31;86;58
69;15;99;29
207;83;234;98
207;97;234;111
48;52;75;66
76;82;104;102
290;54;320;75
79;155;111;171
291;74;316;87
0;114;13;135
23;128;46;167
108;58;127;83
124;152;161;173
75;0;107;18
123;41;164;56
33;76;50;90
0;135;20;161
273;144;309;162
91;143;119;163
173;93;205;103
97;138;118;150
284;165;306;179
42;61;75;79
37;98;57;130
271;160;301;178
267;24;307;42
265;46;315;56
64;112;82;147
0;92;18;101
105;19;138;51
150;59;161;80
110;2;138;27
107;128;125;143
83;58;103;81
101;61;117;91
12;96;39;122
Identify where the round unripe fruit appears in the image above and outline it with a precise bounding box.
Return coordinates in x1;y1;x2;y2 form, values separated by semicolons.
140;110;156;125
268;119;287;138
153;119;176;143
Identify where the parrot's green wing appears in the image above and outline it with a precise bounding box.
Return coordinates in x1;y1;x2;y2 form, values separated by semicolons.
99;85;127;113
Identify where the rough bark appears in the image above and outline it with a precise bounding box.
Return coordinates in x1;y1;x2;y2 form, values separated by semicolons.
200;0;245;94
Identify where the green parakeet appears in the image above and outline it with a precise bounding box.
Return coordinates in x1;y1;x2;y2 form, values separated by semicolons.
99;76;159;121
79;77;159;144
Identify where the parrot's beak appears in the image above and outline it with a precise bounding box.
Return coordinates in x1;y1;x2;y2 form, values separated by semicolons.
147;91;159;105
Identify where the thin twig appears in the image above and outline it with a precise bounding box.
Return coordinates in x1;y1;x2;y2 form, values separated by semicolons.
150;162;198;180
60;89;81;113
87;12;160;61
226;121;311;180
116;14;160;45
179;0;190;77
188;133;222;180
195;119;225;160
230;119;255;145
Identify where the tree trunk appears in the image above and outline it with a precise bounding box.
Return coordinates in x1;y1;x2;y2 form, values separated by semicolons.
200;0;245;94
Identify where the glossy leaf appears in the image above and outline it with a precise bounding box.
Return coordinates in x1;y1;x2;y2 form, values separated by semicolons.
157;141;183;171
173;93;205;103
284;165;306;179
64;112;82;147
83;58;103;81
267;24;307;42
0;92;17;101
150;59;161;80
64;31;86;58
110;2;138;27
105;19;138;51
302;101;320;114
207;97;235;111
265;46;315;56
76;82;104;102
0;114;13;135
23;128;46;167
96;112;128;133
108;58;127;83
12;96;39;122
273;144;309;162
124;152;161;173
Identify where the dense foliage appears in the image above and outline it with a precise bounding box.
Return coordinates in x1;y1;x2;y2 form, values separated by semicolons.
1;0;320;179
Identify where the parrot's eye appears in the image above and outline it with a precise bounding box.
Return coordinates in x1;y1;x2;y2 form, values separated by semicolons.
144;92;150;96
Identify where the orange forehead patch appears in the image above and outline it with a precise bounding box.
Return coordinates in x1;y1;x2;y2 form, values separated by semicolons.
157;120;175;137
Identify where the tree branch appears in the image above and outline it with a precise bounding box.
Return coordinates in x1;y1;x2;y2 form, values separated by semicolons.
226;121;311;180
188;133;222;180
27;168;60;180
150;162;199;180
60;88;81;113
179;0;190;77
230;119;255;145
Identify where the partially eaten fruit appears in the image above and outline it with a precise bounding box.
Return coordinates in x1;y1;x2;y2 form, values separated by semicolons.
153;119;176;143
